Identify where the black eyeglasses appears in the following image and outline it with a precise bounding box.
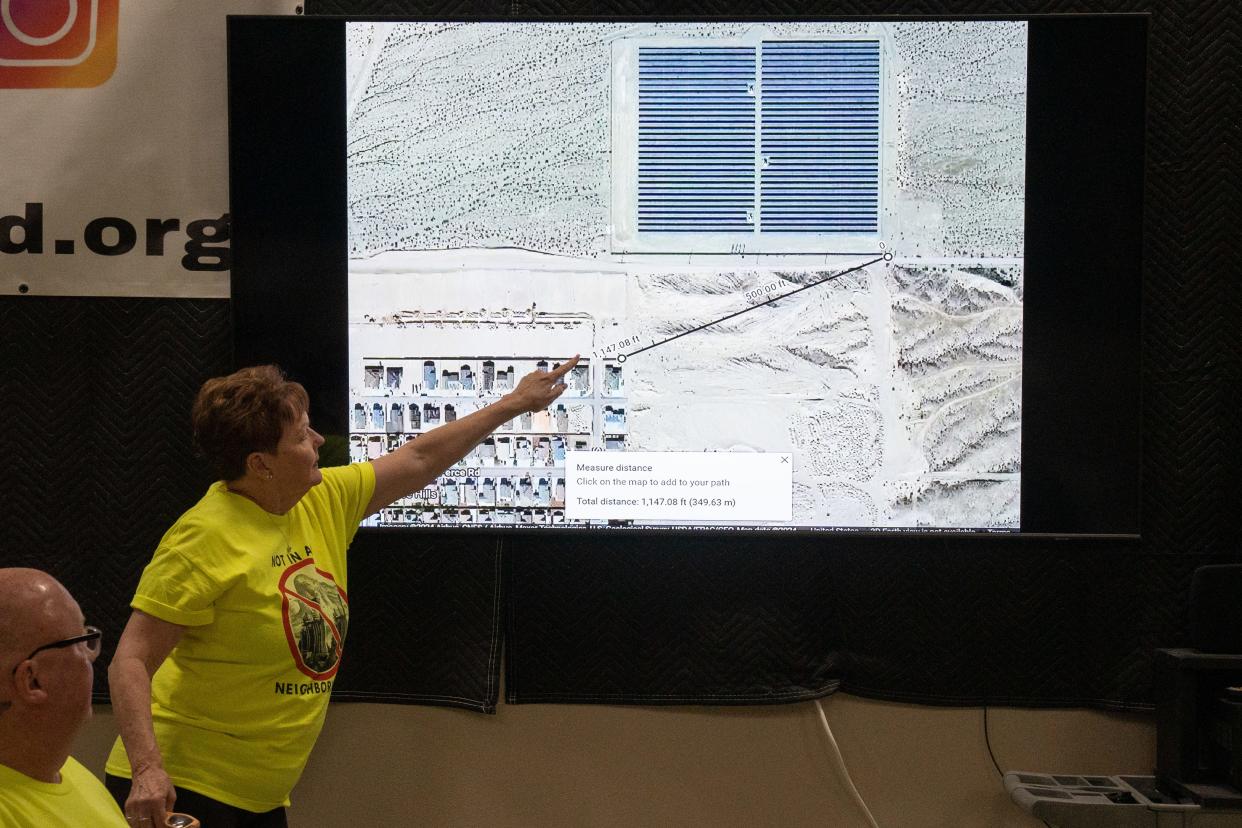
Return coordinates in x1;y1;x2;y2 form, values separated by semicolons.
11;626;102;675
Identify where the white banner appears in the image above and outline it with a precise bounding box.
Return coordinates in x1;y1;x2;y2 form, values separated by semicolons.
1;1;299;298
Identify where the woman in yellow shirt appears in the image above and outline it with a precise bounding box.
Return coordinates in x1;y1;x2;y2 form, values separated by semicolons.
106;359;576;827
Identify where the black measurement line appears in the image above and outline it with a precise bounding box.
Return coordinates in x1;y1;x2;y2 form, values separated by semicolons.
622;256;885;361
616;250;889;257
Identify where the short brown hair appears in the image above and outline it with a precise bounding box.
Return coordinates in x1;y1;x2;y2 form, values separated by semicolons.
191;365;309;481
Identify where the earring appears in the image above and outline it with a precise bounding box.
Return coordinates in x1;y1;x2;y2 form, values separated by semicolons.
267;472;274;481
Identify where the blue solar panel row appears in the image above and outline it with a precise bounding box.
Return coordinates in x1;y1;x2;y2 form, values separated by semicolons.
636;41;880;235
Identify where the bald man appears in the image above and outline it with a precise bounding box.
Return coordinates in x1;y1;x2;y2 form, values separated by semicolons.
0;568;127;827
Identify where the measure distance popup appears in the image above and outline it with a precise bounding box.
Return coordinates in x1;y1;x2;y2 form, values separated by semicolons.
566;451;792;523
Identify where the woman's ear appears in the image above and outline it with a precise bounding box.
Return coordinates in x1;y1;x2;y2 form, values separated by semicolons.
244;451;273;481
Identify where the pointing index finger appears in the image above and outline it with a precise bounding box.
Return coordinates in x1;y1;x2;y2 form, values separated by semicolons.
549;355;580;380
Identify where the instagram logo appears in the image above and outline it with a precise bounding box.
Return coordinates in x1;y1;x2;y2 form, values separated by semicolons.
0;0;118;88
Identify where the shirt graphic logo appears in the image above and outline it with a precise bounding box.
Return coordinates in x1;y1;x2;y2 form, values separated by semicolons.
0;0;119;88
279;558;349;681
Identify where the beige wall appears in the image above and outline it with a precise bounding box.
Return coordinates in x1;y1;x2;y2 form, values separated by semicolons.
76;695;1154;827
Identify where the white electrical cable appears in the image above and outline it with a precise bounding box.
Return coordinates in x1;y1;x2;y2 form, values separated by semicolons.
815;698;881;828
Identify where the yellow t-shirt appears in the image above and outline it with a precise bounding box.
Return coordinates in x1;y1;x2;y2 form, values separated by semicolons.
106;463;376;812
0;756;128;827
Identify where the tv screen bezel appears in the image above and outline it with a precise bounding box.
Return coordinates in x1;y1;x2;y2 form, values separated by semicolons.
227;13;1145;540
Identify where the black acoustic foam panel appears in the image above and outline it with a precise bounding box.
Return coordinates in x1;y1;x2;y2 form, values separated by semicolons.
0;299;230;704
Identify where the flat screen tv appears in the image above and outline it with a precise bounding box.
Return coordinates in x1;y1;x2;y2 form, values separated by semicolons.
228;14;1145;536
